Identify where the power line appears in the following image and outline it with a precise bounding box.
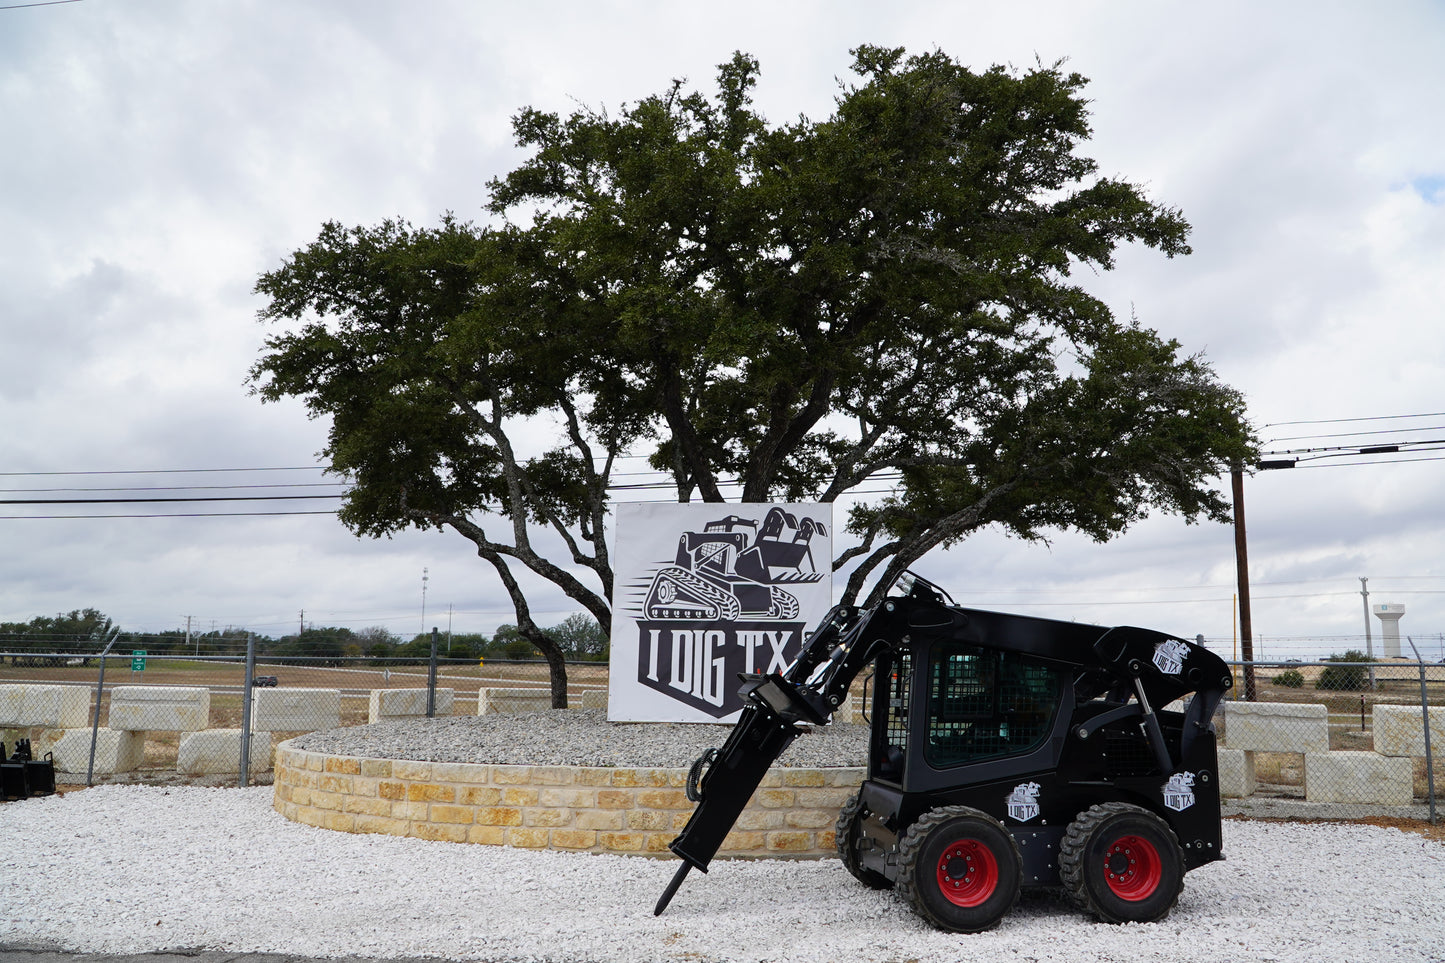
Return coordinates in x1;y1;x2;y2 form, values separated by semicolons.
0;483;349;494
1261;412;1445;428
1267;425;1445;443
0;494;346;503
0;0;84;8
0;466;329;477
1292;453;1445;469
0;510;339;520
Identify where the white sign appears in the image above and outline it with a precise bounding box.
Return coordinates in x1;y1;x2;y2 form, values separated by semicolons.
608;502;833;723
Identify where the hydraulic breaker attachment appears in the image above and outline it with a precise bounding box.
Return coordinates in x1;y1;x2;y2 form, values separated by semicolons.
654;689;807;915
653;597;913;915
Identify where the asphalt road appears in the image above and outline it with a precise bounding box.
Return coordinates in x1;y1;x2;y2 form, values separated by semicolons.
0;946;450;963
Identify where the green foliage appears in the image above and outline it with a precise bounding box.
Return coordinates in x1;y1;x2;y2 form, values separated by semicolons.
249;44;1256;663
357;626;402;658
489;624;537;659
545;613;608;659
1316;650;1372;691
1271;668;1305;688
264;626;358;662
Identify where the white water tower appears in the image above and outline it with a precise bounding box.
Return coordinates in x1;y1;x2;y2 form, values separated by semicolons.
1373;603;1405;658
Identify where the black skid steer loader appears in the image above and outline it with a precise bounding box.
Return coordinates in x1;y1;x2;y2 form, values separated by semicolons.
653;573;1231;932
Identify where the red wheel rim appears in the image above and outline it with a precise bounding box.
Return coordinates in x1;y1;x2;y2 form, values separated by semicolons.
1103;834;1162;900
935;838;999;907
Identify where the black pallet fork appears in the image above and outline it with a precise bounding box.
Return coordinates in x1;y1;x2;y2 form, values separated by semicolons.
2;739;57;801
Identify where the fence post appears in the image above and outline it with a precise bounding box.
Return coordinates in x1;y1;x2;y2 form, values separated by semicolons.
427;627;439;718
239;633;255;788
86;633;121;786
1407;638;1437;824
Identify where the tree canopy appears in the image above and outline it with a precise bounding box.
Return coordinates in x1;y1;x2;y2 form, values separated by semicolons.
250;46;1255;705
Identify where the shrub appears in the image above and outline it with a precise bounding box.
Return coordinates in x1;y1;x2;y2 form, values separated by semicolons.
1316;650;1371;691
1272;668;1305;688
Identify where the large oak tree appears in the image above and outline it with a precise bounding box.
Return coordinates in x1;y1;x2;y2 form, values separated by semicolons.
250;47;1255;707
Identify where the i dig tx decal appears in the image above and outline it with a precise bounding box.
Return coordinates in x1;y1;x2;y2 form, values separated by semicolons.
1006;782;1042;822
1163;771;1197;812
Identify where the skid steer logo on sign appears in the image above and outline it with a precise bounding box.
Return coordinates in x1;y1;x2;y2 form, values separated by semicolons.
609;503;833;723
1163;771;1197;812
1006;782;1042;822
1152;639;1190;676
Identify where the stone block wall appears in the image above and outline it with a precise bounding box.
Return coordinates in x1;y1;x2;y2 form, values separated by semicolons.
368;688;455;723
273;742;863;857
178;729;273;775
478;688;552;714
109;685;210;732
1217;748;1257;798
1372;704;1445;757
251;687;341;731
0;684;90;728
1221;701;1329;753
50;728;145;774
1304;751;1414;805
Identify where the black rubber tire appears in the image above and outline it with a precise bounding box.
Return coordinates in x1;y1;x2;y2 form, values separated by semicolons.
896;806;1022;933
835;793;892;890
1059;802;1185;924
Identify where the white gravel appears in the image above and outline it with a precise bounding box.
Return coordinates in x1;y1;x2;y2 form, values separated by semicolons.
288;710;869;768
2;785;1443;962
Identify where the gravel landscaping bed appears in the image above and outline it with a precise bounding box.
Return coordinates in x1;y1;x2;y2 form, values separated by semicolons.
8;711;1443;961
2;784;1444;962
289;708;870;769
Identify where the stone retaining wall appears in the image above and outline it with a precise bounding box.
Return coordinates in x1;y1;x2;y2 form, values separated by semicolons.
273;741;864;858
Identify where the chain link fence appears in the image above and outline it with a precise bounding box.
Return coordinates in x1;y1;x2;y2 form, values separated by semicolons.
1216;658;1440;821
6;639;1439;823
1;636;605;788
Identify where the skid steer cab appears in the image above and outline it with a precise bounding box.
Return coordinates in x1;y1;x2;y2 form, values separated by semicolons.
654;573;1231;933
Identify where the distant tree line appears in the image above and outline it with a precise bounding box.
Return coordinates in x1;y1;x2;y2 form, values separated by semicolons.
0;608;607;666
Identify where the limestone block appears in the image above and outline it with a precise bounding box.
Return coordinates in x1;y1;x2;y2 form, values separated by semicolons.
28;727;68;759
1217;748;1257;798
251;687;340;732
478;688;551;715
0;684;91;728
50;728;145;774
1222;701;1329;753
178;729;272;774
580;689;608;711
367;688;454;723
108;685;210;732
1304;751;1414;805
1372;703;1445;757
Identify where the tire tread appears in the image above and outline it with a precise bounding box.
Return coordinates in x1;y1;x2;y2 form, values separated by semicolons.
1059;801;1184;924
897;805;1021;932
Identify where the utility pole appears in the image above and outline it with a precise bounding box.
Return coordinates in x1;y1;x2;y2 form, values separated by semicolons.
185;615;194;656
1360;578;1376;689
421;567;429;637
1231;468;1258;701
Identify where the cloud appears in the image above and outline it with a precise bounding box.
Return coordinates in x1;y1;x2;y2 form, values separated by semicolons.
1;0;1442;657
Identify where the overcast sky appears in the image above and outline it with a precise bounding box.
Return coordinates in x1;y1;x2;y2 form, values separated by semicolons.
3;0;1443;659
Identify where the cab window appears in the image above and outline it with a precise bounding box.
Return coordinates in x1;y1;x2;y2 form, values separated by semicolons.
925;643;1063;768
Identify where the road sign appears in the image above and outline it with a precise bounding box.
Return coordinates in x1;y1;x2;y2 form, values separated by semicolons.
131;650;146;672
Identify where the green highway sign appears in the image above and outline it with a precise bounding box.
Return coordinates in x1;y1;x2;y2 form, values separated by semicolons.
131;650;146;672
